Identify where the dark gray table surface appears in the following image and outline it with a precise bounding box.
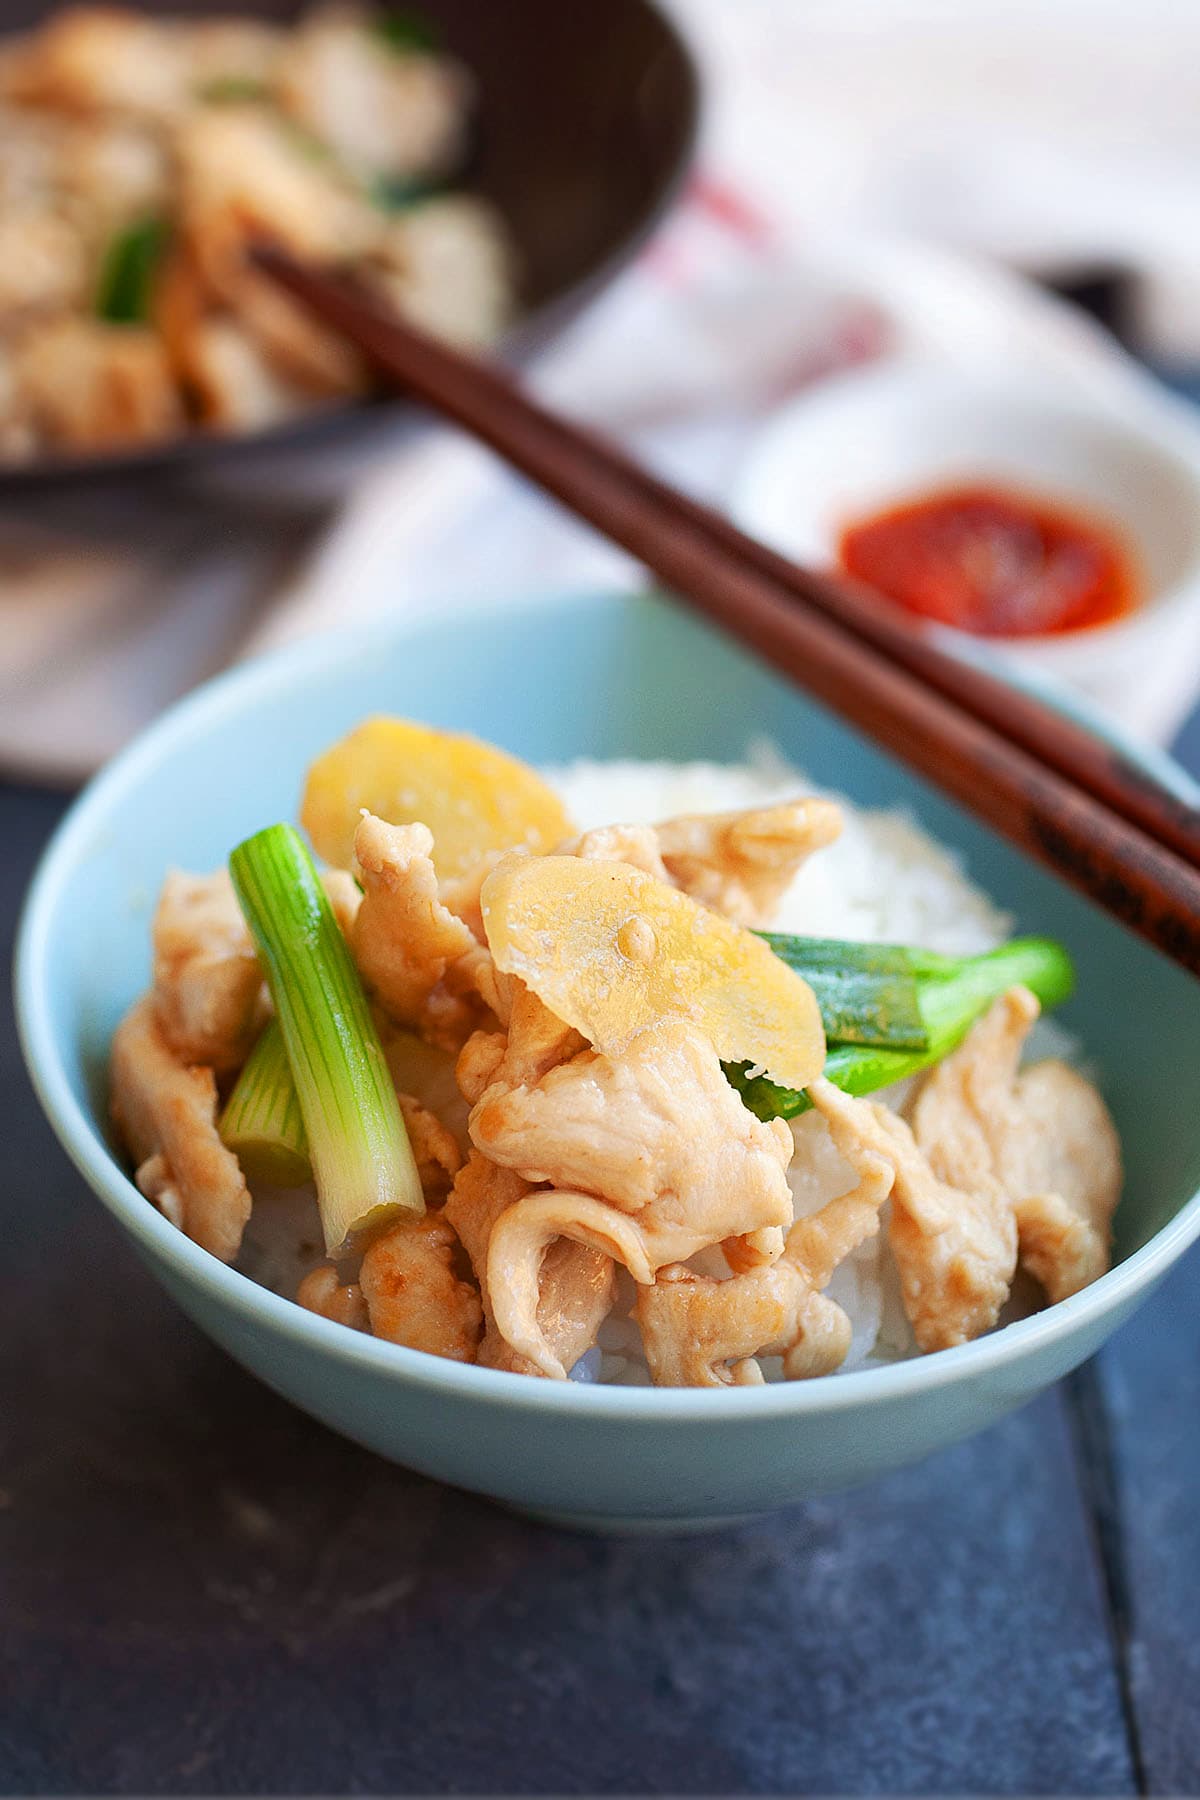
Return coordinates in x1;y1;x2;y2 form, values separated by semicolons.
3;705;1199;1798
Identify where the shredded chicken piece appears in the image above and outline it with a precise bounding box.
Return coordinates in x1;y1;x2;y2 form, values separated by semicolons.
456;1027;508;1107
177;105;376;268
276;5;470;183
15;317;182;449
358;1211;482;1361
914;988;1120;1303
635;1123;892;1386
561;823;670;882
183;17;285;88
654;799;843;926
483;982;586;1089
397;1091;461;1202
55;116;169;236
110;993;251;1262
352;813;488;1049
321;866;362;938
443;1150;614;1377
297;1263;368;1331
477;1019;794;1376
0;210;87;320
560;801;841;927
151;868;263;1070
166;311;315;432
5;8;189;117
439;850;505;943
369;197;511;349
809;1076;1018;1352
208;261;366;397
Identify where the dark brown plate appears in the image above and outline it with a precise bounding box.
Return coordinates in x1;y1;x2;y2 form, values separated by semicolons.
0;0;699;487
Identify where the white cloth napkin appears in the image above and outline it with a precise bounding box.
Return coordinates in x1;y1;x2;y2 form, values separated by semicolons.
4;0;1200;781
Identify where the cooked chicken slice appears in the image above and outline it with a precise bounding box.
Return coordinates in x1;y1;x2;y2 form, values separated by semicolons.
914;987;1038;1203
352;813;491;1050
456;1027;507;1106
172;314;313;432
183;18;286;91
321;867;362;938
5;8;189;118
297;1263;369;1331
16;318;181;450
442;1148;528;1275
0;348;36;459
0;211;87;320
443;1150;614;1377
110;993;251;1263
914;988;1120;1303
174;107;368;403
276;6;470;183
56;118;169;235
478;1019;794;1376
654;799;843;927
208;264;366;398
369;197;511;348
474;1019;793;1255
483;982;586;1089
463;942;515;1025
560;823;670;882
177;106;375;268
439;849;505;943
635;1137;891;1386
0;104;60;209
151;869;263;1071
810;1077;1018;1352
397;1091;461;1202
560;801;842;927
358;1211;482;1362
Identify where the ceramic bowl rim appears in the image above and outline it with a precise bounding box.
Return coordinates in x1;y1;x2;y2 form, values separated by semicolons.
16;585;1200;1423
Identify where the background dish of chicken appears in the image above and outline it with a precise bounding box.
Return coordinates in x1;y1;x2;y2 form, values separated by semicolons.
0;3;515;458
0;0;697;475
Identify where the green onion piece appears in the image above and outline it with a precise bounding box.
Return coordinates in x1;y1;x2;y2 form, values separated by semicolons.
368;172;442;211
197;74;269;102
279;119;334;164
370;8;438;54
229;823;423;1251
220;1018;311;1188
729;935;1075;1121
95;217;170;324
759;933;928;1049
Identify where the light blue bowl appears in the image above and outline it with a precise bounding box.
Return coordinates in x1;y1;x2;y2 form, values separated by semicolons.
16;589;1200;1532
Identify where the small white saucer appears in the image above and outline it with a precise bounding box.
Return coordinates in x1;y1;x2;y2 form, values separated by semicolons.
734;359;1200;747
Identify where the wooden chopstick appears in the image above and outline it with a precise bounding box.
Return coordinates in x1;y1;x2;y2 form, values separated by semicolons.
256;249;1200;977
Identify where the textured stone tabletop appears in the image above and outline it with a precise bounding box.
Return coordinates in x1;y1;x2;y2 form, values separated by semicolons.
3;721;1199;1795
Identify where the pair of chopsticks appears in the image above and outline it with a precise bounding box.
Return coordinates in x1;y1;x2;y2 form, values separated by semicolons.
257;249;1200;979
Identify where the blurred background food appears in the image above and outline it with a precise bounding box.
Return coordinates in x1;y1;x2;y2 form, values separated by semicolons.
2;0;1200;783
0;3;512;458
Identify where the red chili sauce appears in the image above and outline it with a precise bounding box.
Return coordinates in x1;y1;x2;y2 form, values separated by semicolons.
837;484;1141;637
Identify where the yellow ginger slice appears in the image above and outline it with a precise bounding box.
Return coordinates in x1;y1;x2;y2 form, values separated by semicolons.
481;854;825;1091
301;717;573;879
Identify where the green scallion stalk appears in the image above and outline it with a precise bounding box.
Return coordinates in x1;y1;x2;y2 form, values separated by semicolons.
220;1018;311;1188
730;934;1075;1121
758;933;928;1048
229;823;423;1251
197;74;270;102
368;172;442;212
95;217;170;324
370;7;438;54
